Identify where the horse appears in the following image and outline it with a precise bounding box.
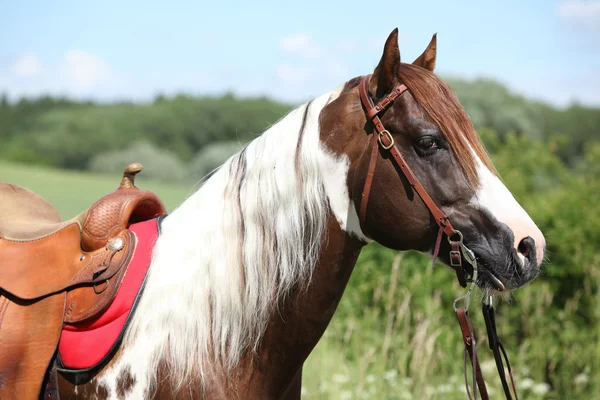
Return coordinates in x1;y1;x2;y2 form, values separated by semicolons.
54;29;545;399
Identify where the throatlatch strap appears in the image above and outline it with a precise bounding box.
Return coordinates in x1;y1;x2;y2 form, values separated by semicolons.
359;130;380;230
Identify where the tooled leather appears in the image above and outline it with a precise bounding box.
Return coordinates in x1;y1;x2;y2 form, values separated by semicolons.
0;227;131;301
65;230;135;324
84;193;124;238
81;190;165;252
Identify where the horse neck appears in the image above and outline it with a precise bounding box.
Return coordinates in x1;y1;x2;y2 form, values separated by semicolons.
200;215;366;398
102;85;371;396
260;215;365;377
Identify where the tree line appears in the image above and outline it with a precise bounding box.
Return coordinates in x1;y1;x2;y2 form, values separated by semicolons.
1;77;598;182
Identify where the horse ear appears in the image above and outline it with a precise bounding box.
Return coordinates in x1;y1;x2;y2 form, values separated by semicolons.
413;33;437;71
372;28;401;97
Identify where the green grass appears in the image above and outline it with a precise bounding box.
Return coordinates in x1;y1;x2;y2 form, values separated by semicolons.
0;160;193;217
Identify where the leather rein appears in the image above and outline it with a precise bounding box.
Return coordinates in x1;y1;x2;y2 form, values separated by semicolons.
357;74;518;400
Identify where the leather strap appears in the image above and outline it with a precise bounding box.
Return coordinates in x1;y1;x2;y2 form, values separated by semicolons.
456;308;489;400
431;224;445;269
359;130;380;231
483;303;519;400
358;74;457;238
357;74;519;398
44;363;59;399
357;74;473;287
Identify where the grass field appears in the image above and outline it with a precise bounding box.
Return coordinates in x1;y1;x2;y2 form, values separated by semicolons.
1;161;193;217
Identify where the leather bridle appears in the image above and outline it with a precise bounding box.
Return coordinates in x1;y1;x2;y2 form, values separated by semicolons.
357;74;519;400
358;74;471;286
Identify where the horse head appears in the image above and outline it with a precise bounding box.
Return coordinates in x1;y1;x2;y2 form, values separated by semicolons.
320;29;545;291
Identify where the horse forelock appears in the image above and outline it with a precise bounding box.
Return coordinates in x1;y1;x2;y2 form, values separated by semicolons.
339;65;497;189
396;63;497;187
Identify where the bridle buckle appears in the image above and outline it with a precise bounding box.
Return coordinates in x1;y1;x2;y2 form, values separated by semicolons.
450;250;462;267
378;130;394;150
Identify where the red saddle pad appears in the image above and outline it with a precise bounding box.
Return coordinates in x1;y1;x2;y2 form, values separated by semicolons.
58;218;158;370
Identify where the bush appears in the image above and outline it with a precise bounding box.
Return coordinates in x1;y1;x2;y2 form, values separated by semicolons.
89;141;186;182
187;141;244;182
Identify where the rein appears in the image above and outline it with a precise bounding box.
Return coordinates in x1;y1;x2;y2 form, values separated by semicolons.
357;74;518;400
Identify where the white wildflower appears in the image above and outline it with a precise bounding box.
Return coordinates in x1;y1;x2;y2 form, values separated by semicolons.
480;359;497;374
436;383;453;393
400;377;413;386
575;373;589;385
532;382;550;395
333;374;350;384
521;377;534;390
384;369;398;380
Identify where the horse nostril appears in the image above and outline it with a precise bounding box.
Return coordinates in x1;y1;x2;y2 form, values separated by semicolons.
518;236;535;261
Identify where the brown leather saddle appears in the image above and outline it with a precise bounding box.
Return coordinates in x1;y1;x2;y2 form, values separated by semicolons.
0;164;166;399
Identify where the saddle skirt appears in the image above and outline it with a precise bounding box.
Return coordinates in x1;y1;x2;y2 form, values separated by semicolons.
58;218;160;374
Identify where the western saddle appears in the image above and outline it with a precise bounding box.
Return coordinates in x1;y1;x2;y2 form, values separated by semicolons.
0;164;166;399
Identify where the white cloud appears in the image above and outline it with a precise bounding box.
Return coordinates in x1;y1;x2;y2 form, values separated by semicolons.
556;0;600;30
277;33;353;87
11;53;41;77
279;33;322;59
61;49;113;89
0;50;120;99
276;64;311;83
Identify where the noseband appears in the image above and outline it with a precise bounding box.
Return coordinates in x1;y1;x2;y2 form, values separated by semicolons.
357;74;518;400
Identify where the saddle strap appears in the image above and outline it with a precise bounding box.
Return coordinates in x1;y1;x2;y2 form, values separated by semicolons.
456;308;489;400
43;363;59;400
482;302;519;400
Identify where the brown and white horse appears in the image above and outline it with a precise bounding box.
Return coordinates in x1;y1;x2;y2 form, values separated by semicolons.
59;29;545;399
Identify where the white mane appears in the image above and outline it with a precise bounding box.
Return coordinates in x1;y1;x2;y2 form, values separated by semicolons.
100;87;353;396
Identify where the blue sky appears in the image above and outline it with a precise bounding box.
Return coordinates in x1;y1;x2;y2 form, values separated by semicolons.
1;0;599;106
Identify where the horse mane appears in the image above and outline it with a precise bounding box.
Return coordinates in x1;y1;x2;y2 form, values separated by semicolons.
115;90;340;390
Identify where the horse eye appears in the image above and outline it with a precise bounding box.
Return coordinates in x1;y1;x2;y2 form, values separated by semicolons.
416;136;438;150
